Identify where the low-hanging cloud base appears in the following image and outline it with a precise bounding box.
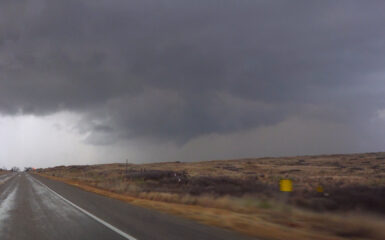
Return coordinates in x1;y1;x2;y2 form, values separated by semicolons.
0;0;385;168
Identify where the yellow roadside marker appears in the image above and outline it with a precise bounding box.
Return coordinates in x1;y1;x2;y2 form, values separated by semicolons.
316;185;324;193
280;179;293;192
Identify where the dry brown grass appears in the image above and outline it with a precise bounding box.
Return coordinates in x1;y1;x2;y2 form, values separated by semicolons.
35;152;385;240
36;174;385;240
37;152;385;212
38;152;385;186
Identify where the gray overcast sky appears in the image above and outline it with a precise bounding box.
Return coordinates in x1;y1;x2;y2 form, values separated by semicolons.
0;0;385;168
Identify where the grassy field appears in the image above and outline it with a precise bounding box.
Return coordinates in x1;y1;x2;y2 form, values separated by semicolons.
35;152;385;240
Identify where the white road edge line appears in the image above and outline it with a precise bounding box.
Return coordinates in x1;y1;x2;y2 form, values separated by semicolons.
29;175;138;240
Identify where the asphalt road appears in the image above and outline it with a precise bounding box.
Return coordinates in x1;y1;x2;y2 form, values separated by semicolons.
0;173;256;240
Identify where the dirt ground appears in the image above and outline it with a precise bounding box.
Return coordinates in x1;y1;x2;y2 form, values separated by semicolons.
36;152;385;240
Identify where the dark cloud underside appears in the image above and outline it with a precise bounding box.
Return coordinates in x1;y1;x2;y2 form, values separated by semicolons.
1;0;384;145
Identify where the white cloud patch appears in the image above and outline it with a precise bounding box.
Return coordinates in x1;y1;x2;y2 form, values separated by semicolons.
0;112;97;169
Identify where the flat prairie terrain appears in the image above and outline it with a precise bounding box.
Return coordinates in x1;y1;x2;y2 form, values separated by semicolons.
36;152;385;240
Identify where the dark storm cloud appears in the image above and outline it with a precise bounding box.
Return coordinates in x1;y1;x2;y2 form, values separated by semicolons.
1;0;385;144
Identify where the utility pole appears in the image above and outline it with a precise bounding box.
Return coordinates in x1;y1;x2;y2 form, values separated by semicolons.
125;159;128;180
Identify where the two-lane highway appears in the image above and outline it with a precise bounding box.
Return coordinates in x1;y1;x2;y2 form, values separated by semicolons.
0;173;128;240
0;173;256;240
